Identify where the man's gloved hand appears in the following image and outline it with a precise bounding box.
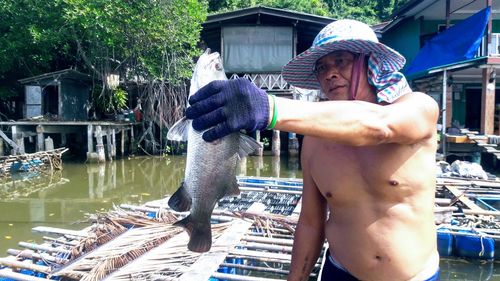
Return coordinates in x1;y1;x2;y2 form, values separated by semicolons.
185;78;270;142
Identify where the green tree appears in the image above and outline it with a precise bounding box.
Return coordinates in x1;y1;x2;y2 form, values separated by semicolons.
209;0;329;17
0;0;73;101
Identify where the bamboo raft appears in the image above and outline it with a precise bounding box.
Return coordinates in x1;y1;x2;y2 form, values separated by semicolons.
0;148;68;177
1;175;500;281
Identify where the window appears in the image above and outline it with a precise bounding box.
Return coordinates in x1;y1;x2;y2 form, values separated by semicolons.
222;26;293;73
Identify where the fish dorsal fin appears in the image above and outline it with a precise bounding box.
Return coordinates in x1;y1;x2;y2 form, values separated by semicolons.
167;117;191;142
238;133;262;158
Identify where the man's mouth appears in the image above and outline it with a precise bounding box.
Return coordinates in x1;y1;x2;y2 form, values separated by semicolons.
329;85;346;92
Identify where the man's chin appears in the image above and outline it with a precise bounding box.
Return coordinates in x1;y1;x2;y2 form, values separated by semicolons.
326;89;349;100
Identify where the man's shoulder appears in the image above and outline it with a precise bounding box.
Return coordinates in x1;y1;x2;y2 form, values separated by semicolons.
391;91;439;111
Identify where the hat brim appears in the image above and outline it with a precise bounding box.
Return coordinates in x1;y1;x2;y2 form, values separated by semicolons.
282;39;406;90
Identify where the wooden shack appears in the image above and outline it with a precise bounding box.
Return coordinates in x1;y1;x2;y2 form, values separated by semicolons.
201;6;334;156
18;69;92;121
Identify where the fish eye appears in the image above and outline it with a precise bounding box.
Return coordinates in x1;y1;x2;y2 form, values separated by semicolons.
214;63;222;71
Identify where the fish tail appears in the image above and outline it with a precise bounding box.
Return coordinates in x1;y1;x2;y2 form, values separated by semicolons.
168;181;192;212
174;215;212;253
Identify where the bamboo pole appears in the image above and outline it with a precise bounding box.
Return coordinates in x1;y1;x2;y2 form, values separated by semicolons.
238;186;302;195
0;268;50;281
31;226;88;238
437;229;500;239
211;272;283;281
229;248;291;262
243;235;294;246
237;241;293;253
462;209;500;217
42;236;79;246
219;262;289;275
17;242;72;255
7;249;68;264
0;258;51;274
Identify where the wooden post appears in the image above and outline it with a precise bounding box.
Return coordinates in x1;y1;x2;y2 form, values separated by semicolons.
105;129;113;161
130;125;136;154
112;129;116;158
36;125;44;152
87;124;93;154
254;156;263;177
272;156;280;178
255;130;263;156
95;126;105;163
238;156;247;176
271;130;280;156
12;125;24;155
481;67;495;134
288;133;299;157
61;133;67;147
120;128;125;156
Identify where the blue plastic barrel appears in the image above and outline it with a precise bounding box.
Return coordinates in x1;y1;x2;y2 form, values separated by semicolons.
455;232;495;260
437;230;454;257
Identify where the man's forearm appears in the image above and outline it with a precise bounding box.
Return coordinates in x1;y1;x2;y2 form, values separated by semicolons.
287;224;325;281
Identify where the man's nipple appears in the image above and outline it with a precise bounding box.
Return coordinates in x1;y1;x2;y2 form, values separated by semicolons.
389;180;399;186
325;192;332;198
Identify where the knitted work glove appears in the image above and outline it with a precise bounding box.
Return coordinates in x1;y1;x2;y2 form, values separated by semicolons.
186;78;270;142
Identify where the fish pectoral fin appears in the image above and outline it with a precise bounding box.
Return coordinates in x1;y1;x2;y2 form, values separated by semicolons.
167;117;191;142
168;181;192;212
237;133;262;158
174;215;212;253
225;177;241;197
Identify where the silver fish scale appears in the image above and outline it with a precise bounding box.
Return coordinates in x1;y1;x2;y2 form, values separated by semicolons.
184;126;241;217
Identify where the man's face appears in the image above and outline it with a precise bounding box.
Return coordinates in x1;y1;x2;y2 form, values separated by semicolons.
315;51;356;101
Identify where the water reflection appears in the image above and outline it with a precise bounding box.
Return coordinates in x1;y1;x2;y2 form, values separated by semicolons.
440;258;499;281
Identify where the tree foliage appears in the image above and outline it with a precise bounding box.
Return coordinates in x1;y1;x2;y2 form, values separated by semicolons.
209;0;330;16
0;0;207;102
210;0;411;24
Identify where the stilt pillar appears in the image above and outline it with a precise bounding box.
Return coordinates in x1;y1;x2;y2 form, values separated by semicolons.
36;125;44;152
271;130;280;156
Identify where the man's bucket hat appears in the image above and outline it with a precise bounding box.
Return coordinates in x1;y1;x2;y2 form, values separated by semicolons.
282;19;411;103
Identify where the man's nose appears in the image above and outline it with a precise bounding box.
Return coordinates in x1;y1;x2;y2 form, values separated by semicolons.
324;66;340;80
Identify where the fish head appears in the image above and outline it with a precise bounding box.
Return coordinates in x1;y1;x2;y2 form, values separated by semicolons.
190;49;227;97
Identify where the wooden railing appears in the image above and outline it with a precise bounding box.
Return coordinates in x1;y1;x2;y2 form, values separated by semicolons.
229;73;289;90
476;33;500;57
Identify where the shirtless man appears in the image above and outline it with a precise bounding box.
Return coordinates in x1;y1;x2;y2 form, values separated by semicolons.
186;19;440;281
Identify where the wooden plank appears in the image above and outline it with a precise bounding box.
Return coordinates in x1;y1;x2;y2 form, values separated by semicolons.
179;203;266;281
477;143;497;147
31;226;88;237
103;231;192;281
443;185;484;211
0;130;19;150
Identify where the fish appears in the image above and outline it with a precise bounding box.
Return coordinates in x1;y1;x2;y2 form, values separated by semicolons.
166;49;262;252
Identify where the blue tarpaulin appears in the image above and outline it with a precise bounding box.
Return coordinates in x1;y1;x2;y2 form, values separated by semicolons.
405;7;491;78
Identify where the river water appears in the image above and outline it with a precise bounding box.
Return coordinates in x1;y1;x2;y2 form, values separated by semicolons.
0;156;498;280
